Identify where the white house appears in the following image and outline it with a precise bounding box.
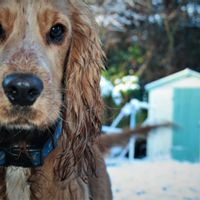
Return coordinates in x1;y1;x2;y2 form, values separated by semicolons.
145;68;200;162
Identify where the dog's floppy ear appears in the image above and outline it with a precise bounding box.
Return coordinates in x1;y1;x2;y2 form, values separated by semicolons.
54;1;104;181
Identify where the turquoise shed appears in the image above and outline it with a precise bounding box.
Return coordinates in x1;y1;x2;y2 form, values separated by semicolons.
145;68;200;162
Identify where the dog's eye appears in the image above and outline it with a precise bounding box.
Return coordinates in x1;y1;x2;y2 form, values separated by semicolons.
47;24;65;45
0;24;6;41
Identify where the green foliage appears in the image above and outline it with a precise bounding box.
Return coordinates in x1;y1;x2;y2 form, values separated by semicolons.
102;44;146;126
103;44;144;82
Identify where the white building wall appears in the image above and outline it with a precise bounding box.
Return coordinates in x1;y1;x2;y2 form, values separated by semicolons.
147;88;173;159
147;76;200;159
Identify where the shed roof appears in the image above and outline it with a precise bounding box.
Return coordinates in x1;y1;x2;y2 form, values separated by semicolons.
145;68;200;91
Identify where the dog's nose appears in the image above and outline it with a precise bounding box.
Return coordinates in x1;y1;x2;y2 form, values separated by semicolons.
2;73;43;106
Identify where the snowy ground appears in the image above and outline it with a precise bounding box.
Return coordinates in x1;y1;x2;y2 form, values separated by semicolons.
107;159;200;200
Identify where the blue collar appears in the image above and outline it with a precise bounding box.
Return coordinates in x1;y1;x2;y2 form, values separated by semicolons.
0;120;62;168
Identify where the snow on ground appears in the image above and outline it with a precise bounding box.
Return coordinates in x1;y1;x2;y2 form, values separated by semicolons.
107;159;200;200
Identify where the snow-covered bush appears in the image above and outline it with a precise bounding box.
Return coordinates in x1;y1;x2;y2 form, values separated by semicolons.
101;75;140;105
112;75;140;105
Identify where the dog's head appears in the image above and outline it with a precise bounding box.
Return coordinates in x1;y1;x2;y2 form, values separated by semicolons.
0;0;103;180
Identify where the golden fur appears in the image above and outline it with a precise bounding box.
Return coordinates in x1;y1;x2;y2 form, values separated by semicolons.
0;0;112;199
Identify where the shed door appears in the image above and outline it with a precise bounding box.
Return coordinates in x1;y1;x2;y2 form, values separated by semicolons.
172;88;200;162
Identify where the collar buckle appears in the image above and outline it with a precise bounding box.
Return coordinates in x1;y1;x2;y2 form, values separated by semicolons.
0;147;43;167
0;120;62;168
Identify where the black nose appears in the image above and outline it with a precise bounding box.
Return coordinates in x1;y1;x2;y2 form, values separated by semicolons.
2;73;43;106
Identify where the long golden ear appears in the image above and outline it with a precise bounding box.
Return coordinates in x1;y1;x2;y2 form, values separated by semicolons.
55;1;104;181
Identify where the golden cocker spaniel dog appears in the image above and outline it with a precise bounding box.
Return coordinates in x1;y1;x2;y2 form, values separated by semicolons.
0;0;112;199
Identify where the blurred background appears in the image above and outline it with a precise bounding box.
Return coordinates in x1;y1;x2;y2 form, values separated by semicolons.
84;0;200;126
84;0;200;199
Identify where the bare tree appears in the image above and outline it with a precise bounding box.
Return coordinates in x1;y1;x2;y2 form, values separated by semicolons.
86;0;200;83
